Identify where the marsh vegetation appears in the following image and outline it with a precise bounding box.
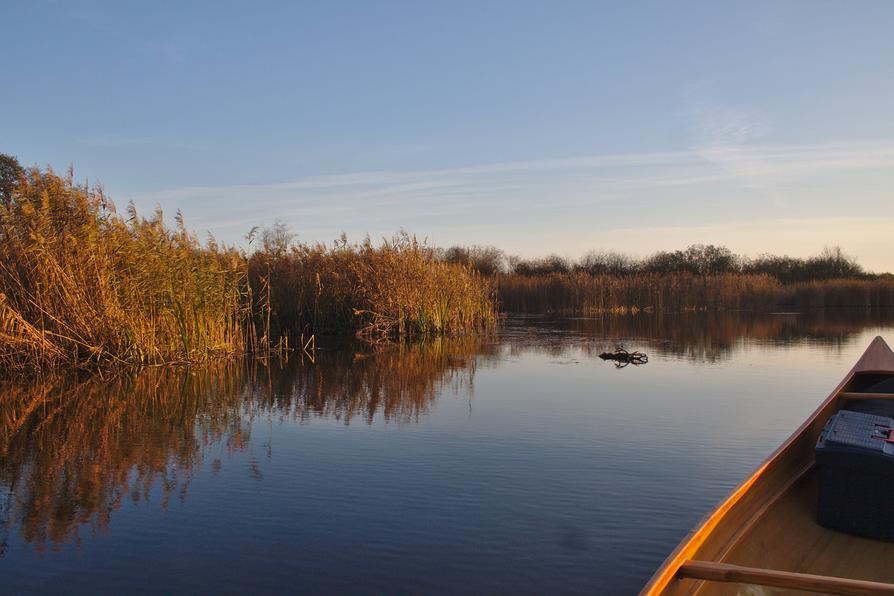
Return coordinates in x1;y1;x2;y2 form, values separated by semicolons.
247;222;495;342
1;155;891;373
444;243;894;313
0;158;495;372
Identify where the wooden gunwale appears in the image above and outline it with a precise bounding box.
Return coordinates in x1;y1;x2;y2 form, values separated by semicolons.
641;336;894;595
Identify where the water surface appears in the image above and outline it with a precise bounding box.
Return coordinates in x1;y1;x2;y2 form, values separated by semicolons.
2;310;894;594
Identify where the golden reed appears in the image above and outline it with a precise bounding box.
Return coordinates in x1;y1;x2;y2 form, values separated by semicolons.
0;167;250;372
0;165;496;372
496;273;894;314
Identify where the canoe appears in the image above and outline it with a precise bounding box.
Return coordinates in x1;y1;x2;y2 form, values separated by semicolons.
642;336;894;596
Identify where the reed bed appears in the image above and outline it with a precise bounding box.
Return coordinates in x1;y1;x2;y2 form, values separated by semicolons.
778;278;894;309
0;162;496;373
248;232;496;341
496;272;894;314
455;243;894;314
496;272;783;314
0;167;250;373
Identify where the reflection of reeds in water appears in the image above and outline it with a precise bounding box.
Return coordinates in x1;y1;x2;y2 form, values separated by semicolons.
255;335;490;424
0;366;248;553
0;336;489;553
1;312;889;554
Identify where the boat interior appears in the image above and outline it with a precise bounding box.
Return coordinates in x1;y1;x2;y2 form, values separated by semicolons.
648;338;894;596
685;470;894;595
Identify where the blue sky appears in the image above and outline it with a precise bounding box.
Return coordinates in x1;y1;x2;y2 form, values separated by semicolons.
3;1;894;270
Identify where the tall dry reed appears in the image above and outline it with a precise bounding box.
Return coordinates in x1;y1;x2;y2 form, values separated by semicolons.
496;272;783;314
248;232;496;341
777;278;894;309
0;167;250;372
0;165;497;373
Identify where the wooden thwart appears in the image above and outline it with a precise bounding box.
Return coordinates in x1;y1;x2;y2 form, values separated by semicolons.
678;560;894;596
841;391;894;400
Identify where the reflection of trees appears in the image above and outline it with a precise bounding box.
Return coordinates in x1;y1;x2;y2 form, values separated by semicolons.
501;309;894;362
0;336;488;554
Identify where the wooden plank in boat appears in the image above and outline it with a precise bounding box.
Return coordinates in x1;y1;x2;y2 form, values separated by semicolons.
678;560;894;596
841;391;894;400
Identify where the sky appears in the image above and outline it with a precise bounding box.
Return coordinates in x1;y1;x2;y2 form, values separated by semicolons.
2;1;894;271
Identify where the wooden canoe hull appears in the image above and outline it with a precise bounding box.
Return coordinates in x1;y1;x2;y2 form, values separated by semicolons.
642;336;894;595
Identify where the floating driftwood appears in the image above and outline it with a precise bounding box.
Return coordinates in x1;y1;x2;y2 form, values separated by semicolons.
599;346;648;367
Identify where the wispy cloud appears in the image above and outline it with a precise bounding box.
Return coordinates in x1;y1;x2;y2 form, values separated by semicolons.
78;133;173;149
133;150;697;203
121;139;894;270
681;80;770;147
133;139;894;208
693;141;894;206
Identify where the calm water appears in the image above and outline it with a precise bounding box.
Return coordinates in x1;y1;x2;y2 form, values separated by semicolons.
2;310;894;595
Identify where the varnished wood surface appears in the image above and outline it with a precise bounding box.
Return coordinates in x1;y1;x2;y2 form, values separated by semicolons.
841;391;894;400
849;337;894;375
695;471;894;595
679;559;894;596
641;336;894;596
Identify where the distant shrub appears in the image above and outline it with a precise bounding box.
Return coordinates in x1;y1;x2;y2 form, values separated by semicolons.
441;245;506;276
510;254;572;276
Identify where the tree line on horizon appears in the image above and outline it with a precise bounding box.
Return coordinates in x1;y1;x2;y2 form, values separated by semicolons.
441;243;885;284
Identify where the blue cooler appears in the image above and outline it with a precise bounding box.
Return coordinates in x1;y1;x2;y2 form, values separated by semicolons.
815;409;894;541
